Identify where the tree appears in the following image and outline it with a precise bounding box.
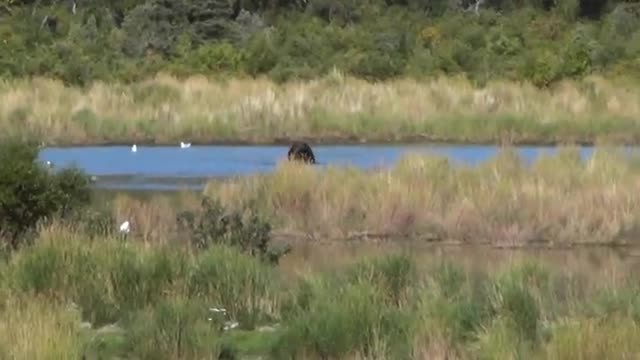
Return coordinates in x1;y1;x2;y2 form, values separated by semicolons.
187;0;235;43
121;0;189;56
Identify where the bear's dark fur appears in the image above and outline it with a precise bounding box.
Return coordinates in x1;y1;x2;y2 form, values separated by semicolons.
287;142;316;164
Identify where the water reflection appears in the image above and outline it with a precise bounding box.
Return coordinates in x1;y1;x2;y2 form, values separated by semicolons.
279;240;640;283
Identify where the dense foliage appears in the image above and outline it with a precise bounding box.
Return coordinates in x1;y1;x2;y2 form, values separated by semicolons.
1;0;639;86
177;197;291;265
0;139;91;249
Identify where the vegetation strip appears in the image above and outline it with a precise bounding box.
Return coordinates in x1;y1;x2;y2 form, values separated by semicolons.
2;234;640;359
204;147;640;247
2;75;640;146
2;1;639;89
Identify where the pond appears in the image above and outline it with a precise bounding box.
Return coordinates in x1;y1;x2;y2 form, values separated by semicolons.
38;144;609;191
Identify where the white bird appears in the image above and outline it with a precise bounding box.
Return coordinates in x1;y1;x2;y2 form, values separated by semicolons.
180;142;191;149
131;144;137;152
119;221;130;234
223;321;239;331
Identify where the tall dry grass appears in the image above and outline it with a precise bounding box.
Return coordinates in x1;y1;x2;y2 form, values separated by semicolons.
204;147;640;246
109;190;201;244
98;147;640;247
2;73;640;144
0;295;87;359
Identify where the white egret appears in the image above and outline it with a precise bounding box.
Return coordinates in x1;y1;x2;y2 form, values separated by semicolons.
119;221;130;234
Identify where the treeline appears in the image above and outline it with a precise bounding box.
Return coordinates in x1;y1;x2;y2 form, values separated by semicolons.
1;0;639;86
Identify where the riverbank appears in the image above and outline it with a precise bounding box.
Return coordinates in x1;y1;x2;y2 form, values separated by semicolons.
3;74;640;146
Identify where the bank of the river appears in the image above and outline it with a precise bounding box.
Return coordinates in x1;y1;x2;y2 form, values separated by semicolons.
3;74;640;146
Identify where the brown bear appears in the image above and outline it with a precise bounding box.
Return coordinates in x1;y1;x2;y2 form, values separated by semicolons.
287;141;316;164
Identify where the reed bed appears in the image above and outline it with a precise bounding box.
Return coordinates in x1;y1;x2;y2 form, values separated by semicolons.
1;228;640;359
97;147;640;247
204;147;640;246
2;73;640;145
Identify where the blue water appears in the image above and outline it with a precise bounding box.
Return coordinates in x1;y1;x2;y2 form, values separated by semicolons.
37;144;611;191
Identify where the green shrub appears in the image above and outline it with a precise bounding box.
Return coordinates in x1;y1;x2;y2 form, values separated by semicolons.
274;255;419;359
7;237;191;325
420;262;494;344
345;253;417;306
177;197;290;265
178;42;247;74
0;139;91;249
187;244;276;329
274;280;414;359
124;296;222;359
65;205;117;238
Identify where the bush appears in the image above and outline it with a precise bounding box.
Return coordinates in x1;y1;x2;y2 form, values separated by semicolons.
65;205;117;238
124;297;222;359
177;197;291;265
0;139;92;249
187;244;277;328
273;256;417;359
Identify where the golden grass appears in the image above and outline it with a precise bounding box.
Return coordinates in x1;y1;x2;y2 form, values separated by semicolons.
542;317;640;360
0;295;86;359
2;73;640;144
110;190;201;244
203;147;640;246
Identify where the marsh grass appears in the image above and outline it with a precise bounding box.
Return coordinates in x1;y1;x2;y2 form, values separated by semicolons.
2;229;640;359
110;190;201;244
124;296;223;359
0;295;86;359
84;147;640;248
205;147;640;246
2;74;640;145
542;317;640;360
3;232;278;329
